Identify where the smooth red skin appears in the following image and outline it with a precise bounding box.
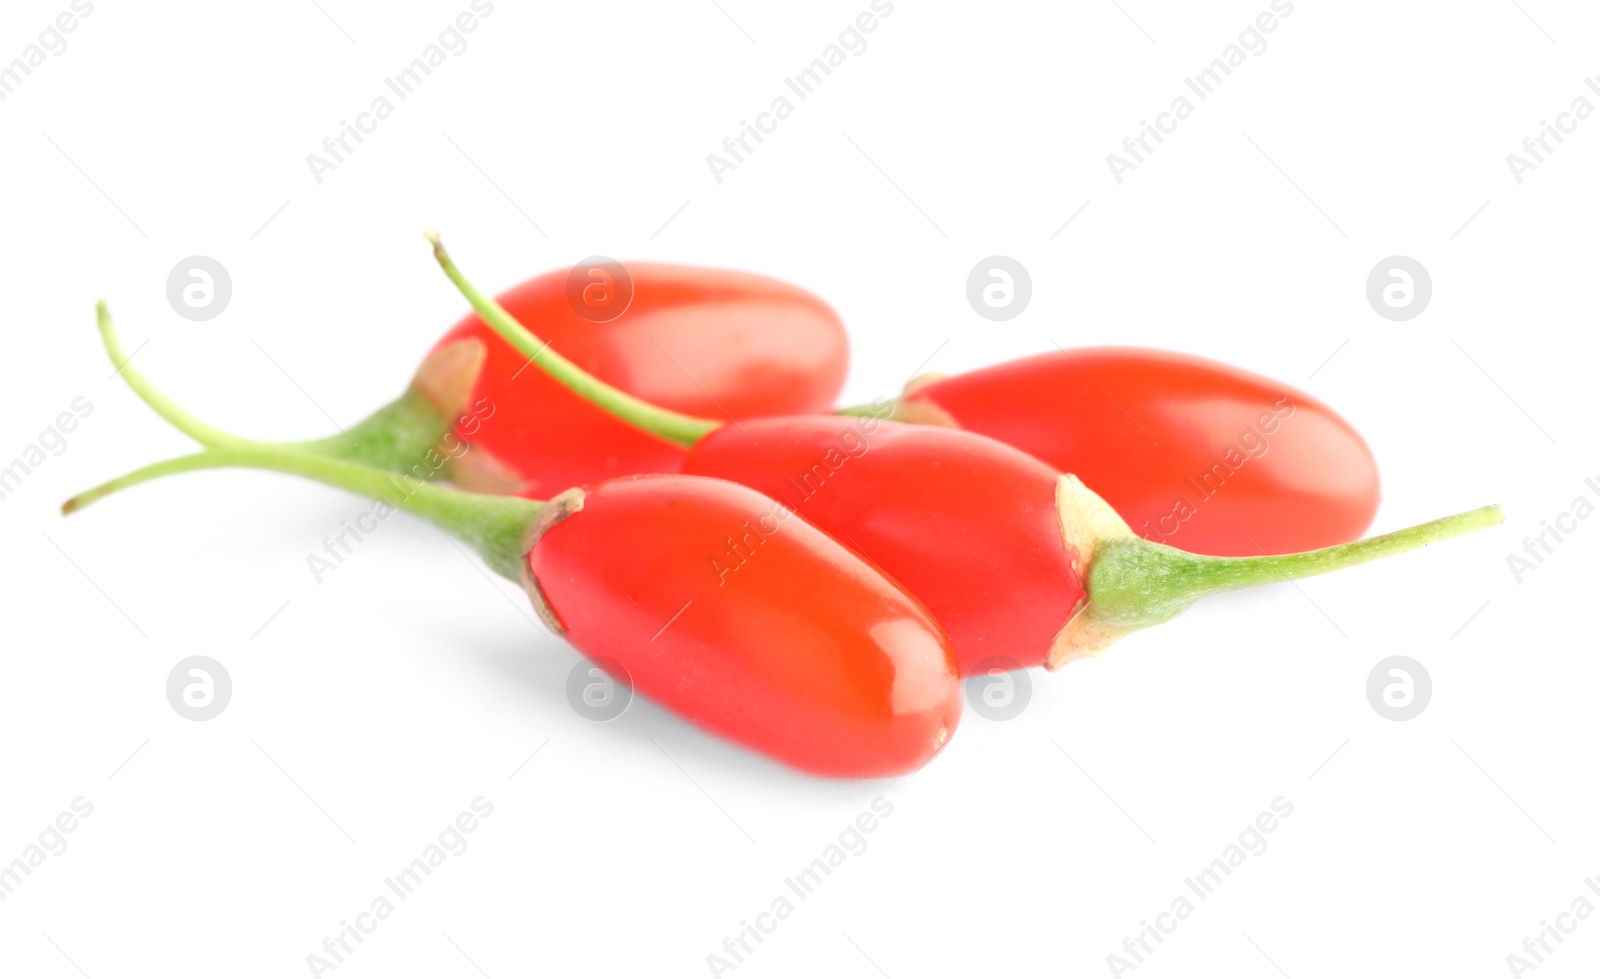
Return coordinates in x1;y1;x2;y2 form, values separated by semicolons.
528;474;961;779
683;419;1083;675
432;265;849;498
910;348;1381;557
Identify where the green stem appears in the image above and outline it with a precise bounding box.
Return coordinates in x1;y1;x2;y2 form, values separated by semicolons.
1086;505;1505;632
103;301;462;478
98;302;248;449
66;447;539;581
64;452;228;511
837;400;897;419
425;231;720;448
836;374;947;422
69;304;543;582
290;388;454;473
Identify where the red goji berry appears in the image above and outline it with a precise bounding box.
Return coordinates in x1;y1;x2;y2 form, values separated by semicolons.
876;349;1380;556
296;261;849;499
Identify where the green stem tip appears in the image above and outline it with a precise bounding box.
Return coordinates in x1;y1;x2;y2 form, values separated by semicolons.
1046;476;1504;663
424;231;720;448
1071;503;1504;655
66;303;542;582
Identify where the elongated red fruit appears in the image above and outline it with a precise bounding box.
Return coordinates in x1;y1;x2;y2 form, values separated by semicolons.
685;415;1490;674
891;349;1380;556
684;417;1079;670
67;304;955;779
297;263;849;499
527;476;960;777
434;264;848;496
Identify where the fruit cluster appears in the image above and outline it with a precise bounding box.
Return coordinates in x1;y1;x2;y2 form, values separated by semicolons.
67;236;1501;778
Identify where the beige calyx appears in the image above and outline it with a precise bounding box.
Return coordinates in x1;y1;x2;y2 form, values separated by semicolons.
1045;474;1138;670
411;339;486;418
520;487;586;636
894;398;960;427
410;338;527;493
889;375;960;427
901;371;949;396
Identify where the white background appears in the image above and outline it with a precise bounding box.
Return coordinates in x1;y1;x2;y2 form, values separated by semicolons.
1;1;1596;976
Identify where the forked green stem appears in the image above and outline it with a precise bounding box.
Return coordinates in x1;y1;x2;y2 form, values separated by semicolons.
425;231;720;448
290;388;455;472
104;300;465;478
66;304;542;582
1087;505;1505;632
97;302;248;450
